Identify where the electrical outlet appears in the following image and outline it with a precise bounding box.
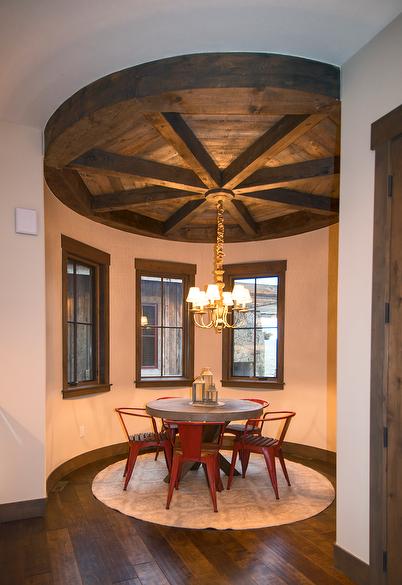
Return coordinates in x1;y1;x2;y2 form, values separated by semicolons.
79;425;85;438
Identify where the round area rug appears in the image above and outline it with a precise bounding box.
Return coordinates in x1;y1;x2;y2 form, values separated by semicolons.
92;452;335;530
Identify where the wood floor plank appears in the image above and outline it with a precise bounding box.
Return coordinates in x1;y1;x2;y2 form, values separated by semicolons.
46;528;83;585
158;526;232;584
233;530;317;585
134;561;170;585
188;529;260;585
133;521;192;585
23;518;52;579
24;573;53;585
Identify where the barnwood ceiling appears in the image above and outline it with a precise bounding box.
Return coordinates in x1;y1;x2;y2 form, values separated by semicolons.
44;53;340;243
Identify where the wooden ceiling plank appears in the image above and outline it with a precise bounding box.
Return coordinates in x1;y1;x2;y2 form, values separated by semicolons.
94;209;165;236
235;156;340;193
69;148;206;192
222;114;326;189
224;199;259;237
164;199;208;234
91;187;201;212
242;187;339;214
45;166;91;214
257;210;338;239
145;112;221;188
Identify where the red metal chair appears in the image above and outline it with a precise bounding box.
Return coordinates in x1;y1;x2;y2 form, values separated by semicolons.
115;407;172;490
166;420;225;513
227;411;296;499
225;398;270;438
154;397;179;461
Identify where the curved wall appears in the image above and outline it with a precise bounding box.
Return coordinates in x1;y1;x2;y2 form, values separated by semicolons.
45;186;337;475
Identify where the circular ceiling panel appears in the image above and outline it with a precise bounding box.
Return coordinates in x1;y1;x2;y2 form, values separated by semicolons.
44;53;340;243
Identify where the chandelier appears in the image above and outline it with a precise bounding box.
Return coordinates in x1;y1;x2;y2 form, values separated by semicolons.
186;190;252;332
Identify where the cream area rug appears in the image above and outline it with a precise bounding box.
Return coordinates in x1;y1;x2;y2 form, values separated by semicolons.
92;451;335;530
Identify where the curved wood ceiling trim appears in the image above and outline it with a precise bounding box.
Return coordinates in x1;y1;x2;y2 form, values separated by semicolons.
44;53;340;243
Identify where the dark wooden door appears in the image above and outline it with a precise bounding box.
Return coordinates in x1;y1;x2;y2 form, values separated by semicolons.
370;105;402;585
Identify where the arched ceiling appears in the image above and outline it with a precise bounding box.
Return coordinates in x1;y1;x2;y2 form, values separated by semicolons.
0;0;400;129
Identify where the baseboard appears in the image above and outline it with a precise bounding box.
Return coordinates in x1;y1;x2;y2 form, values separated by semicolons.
0;498;47;523
47;441;128;494
334;544;370;585
283;441;336;465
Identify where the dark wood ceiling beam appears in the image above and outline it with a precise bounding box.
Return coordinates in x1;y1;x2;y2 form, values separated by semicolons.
94;209;165;236
222;114;325;189
91;187;200;212
224;200;259;237
145;112;221;189
235;156;340;193
69;149;206;192
164;199;208;234
241;188;339;214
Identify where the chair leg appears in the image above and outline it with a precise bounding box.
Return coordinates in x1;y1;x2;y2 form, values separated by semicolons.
241;449;251;478
123;443;140;490
227;446;239;490
215;460;223;492
277;448;291;486
154;446;160;461
262;447;279;499
175;460;183;490
123;456;129;477
206;457;218;512
163;442;172;472
166;455;181;509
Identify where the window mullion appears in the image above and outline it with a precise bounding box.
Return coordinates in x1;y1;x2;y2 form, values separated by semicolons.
73;260;78;384
253;278;257;378
161;278;164;377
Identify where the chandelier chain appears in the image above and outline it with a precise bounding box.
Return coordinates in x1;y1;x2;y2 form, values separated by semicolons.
215;199;225;273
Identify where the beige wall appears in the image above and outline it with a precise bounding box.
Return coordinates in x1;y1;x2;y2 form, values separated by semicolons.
337;13;402;563
46;186;337;475
0;120;46;504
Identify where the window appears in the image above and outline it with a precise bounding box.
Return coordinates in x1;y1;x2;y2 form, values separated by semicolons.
222;260;286;389
135;259;195;387
61;235;110;398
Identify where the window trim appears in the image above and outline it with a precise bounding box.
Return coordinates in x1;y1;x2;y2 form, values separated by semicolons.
135;258;195;388
221;260;287;390
61;235;111;398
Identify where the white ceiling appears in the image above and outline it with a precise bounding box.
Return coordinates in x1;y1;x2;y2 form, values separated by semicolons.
0;0;401;129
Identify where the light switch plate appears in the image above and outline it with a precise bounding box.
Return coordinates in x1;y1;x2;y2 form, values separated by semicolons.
15;208;38;235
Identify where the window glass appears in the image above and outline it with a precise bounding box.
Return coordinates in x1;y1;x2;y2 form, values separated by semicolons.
140;275;184;378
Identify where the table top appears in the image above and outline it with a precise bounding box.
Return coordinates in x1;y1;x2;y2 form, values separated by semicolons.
145;397;263;422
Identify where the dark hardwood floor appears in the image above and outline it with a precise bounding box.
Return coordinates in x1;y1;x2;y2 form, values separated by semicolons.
0;454;354;585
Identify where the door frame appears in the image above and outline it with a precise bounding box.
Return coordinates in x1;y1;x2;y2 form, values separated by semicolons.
370;103;402;584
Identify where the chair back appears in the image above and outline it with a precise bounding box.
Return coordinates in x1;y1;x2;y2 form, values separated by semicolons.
166;420;225;459
240;398;269;430
244;411;295;444
115;407;159;441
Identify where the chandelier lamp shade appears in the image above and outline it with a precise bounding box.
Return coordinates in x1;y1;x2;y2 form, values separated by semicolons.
186;190;252;332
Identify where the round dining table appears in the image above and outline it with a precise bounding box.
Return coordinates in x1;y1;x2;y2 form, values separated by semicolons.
146;397;263;422
146;397;263;480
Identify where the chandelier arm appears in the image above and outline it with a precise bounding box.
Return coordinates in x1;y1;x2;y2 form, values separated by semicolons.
193;312;214;328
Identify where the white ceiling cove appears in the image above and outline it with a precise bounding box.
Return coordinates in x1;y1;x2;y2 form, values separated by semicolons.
0;0;401;128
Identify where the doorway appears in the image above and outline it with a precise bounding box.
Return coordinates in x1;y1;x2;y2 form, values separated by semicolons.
370;103;402;585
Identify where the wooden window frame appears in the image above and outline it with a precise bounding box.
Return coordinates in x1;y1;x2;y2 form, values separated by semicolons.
221;260;286;390
135;258;195;388
61;235;111;398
